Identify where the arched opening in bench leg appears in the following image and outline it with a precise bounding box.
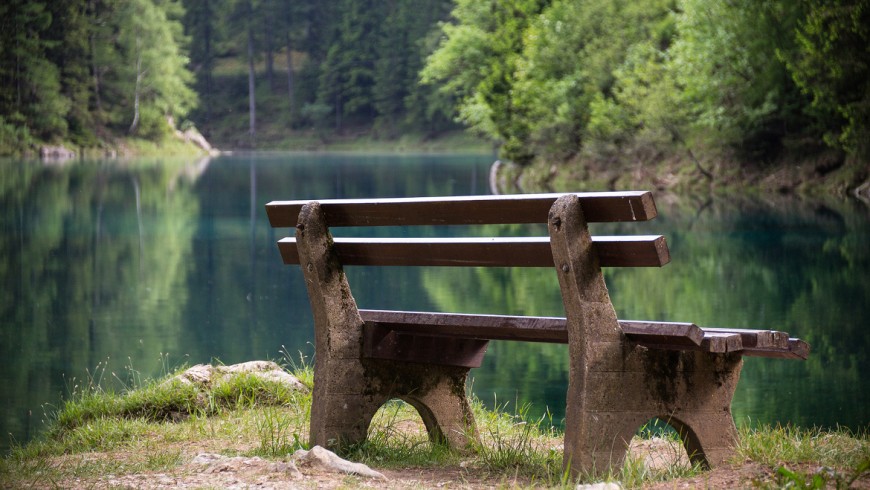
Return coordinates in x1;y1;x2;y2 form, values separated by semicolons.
364;395;476;451
367;399;433;446
628;417;695;473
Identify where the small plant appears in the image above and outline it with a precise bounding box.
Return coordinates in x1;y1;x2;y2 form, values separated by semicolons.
470;396;563;483
254;406;307;457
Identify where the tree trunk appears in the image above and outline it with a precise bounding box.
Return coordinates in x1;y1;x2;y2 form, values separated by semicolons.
285;32;294;122
265;13;275;92
203;0;213;124
129;36;142;135
88;0;103;119
247;11;256;146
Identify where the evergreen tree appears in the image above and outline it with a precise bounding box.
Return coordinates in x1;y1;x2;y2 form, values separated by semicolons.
184;0;228;128
317;0;380;129
0;0;70;140
46;0;96;145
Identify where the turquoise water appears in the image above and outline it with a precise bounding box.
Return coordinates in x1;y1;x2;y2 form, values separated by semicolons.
1;153;867;452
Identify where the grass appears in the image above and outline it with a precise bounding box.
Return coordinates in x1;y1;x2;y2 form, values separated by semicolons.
2;361;868;489
737;424;870;488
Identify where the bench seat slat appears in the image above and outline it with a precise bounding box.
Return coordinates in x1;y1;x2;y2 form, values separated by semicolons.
361;310;570;343
702;327;790;350
360;310;704;347
740;338;810;360
358;310;807;359
266;191;657;227
278;235;671;268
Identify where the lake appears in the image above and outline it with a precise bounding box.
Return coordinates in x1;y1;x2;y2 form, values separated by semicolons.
1;153;868;453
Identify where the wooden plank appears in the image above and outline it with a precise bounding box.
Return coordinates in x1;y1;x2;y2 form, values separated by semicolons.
361;310;808;359
700;332;744;353
629;331;743;353
266;191;658;228
620;321;704;347
360;310;703;347
362;310;569;343
362;322;489;368
277;235;670;268
703;327;790;350
741;338;810;360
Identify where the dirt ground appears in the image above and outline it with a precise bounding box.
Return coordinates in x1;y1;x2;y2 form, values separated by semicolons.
43;437;870;489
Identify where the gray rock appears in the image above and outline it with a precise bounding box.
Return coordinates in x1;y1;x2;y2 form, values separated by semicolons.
164;361;308;393
191;452;302;479
293;445;387;480
575;482;622;490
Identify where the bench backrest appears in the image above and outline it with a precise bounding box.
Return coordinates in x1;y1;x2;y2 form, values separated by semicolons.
266;191;669;269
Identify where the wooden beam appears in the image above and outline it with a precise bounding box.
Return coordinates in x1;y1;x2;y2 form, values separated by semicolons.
277;235;671;268
266;191;658;228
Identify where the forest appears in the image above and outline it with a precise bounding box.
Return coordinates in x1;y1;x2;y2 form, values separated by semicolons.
1;0;868;178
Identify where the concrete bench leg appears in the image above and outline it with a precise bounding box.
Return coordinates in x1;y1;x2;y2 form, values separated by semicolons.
296;202;476;450
548;195;741;477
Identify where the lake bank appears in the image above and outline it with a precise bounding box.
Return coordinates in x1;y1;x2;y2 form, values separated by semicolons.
12;127;866;201
2;361;867;489
495;148;869;201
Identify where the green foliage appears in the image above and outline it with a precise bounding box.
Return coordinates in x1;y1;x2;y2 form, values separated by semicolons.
116;0;197;137
0;115;34;155
0;0;198;150
421;0;551;164
668;0;813;160
782;0;870;159
514;0;676;162
0;0;70;140
422;0;868;167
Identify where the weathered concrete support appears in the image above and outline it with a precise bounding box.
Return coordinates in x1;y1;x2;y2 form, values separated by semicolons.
295;202;476;451
547;195;742;477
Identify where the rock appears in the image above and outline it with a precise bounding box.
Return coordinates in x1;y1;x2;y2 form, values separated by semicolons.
191;452;302;479
854;180;870;203
178;364;215;385
182;126;218;155
164;361;308;393
293;446;387;480
576;482;622;490
218;360;283;374
40;145;76;161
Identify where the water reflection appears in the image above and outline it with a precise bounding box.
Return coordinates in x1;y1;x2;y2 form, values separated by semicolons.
0;154;867;454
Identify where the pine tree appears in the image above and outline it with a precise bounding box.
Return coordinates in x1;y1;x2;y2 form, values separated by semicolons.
0;0;71;140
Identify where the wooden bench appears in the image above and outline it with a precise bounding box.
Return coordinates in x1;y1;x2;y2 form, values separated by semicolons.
266;192;808;476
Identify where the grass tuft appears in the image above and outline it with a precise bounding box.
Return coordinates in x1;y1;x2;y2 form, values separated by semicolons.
469;396;563;483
